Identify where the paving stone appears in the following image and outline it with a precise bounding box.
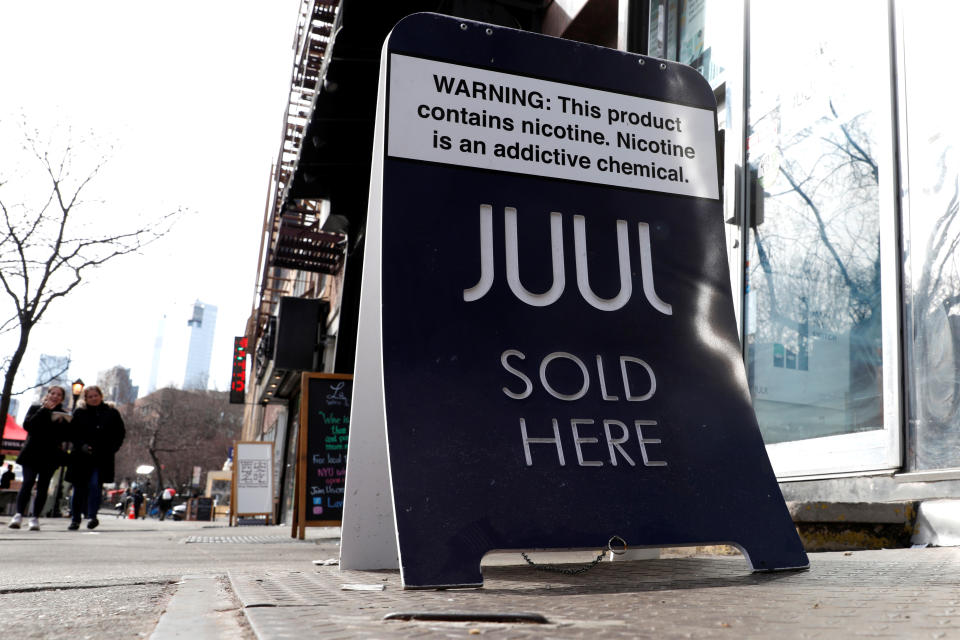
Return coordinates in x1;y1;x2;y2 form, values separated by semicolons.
232;548;960;639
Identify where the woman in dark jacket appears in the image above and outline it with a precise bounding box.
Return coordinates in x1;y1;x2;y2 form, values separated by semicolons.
9;386;69;531
66;385;125;530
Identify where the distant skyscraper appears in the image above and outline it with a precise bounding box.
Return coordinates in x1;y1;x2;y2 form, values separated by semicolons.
8;398;19;420
97;365;139;405
34;354;71;402
183;301;217;390
148;314;166;393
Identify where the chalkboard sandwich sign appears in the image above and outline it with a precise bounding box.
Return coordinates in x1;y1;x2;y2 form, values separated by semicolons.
292;373;352;539
341;13;808;589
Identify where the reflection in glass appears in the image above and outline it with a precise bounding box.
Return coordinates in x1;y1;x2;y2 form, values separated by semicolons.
745;2;885;445
901;3;960;471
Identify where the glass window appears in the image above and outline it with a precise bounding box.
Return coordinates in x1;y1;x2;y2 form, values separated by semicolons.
647;0;675;59
900;2;960;471
744;2;887;445
646;0;732;88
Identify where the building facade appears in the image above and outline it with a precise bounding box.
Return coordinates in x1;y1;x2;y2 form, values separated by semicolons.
240;0;960;524
34;353;71;403
96;365;139;406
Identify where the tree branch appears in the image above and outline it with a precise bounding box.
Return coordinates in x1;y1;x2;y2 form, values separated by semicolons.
828;100;879;184
0;122;183;442
780;164;871;311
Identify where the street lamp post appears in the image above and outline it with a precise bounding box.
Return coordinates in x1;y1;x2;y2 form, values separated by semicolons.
134;465;154;519
136;464;154;488
71;379;84;406
49;378;83;517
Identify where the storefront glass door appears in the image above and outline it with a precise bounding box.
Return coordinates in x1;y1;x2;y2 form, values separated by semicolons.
744;1;901;477
898;1;960;472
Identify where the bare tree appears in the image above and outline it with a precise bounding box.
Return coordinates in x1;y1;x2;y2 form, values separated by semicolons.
747;99;884;441
752;98;960;465
118;388;242;493
0;125;178;438
751;101;881;337
904;155;960;467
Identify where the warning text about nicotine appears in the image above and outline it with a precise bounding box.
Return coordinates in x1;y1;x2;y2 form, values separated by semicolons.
388;53;719;199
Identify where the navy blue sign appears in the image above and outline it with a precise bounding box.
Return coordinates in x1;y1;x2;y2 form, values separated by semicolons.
374;13;806;588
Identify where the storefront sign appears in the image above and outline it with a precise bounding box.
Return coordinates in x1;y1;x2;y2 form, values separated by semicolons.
342;13;807;588
229;337;248;404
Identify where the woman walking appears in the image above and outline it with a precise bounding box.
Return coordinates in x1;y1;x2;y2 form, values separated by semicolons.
8;386;70;531
66;386;125;530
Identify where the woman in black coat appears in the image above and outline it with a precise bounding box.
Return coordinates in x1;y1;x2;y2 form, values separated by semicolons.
66;385;125;530
9;386;69;531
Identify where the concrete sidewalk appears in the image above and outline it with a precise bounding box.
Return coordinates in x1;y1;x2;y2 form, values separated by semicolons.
216;542;960;639
7;508;953;638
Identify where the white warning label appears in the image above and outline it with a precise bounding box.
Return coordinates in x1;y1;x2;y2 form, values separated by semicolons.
387;53;719;199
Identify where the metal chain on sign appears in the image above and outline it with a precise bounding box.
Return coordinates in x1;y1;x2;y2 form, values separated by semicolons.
520;535;627;575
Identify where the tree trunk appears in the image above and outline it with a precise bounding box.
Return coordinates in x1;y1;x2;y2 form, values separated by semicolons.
148;446;165;492
0;321;33;441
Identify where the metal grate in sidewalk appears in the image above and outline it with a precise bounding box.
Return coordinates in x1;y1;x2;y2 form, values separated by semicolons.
182;535;306;545
231;570;352;608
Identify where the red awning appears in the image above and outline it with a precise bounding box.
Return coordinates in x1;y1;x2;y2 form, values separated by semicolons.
1;414;26;454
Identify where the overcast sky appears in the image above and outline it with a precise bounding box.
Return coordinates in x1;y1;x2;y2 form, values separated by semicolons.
0;1;302;417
